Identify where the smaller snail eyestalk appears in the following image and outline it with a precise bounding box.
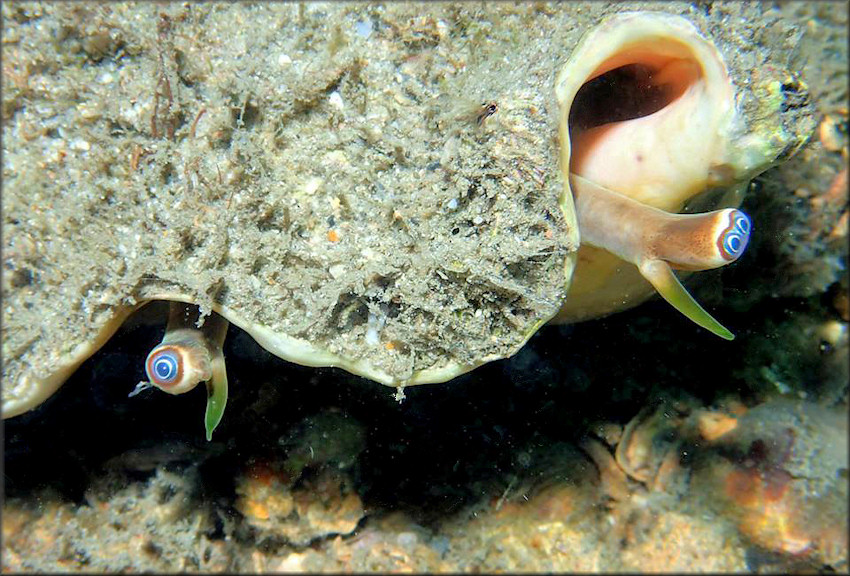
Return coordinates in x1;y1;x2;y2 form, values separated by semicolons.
133;302;230;440
570;174;751;340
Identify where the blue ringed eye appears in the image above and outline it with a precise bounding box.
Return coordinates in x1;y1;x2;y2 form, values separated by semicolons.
724;233;742;256
734;213;751;236
150;351;179;384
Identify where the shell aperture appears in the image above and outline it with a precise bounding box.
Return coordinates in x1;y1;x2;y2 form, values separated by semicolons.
552;12;750;336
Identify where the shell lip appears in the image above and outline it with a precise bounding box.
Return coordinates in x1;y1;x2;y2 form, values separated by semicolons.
1;289;499;420
556;11;737;213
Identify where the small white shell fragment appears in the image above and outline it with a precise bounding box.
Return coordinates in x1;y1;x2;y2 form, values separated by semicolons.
329;91;344;111
361;125;382;143
304;176;323;195
77;102;101;121
393;92;413;106
354;20;372;39
365;325;379;346
328;264;347;279
324;150;348;167
278;53;292;66
71;139;91;152
365;311;386;346
440;136;459;165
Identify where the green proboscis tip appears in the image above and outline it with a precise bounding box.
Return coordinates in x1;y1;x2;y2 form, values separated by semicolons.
204;356;229;441
639;259;735;341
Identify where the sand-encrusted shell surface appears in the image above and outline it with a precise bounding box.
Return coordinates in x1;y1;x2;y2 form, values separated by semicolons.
3;3;583;416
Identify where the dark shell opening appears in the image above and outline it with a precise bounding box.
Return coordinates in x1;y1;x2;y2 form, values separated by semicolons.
567;40;704;173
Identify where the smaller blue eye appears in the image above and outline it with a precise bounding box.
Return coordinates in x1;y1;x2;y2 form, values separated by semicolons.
149;351;179;384
734;213;751;236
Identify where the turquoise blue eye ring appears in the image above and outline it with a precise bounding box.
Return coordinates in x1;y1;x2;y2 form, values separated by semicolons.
146;346;182;387
733;212;750;236
718;210;750;261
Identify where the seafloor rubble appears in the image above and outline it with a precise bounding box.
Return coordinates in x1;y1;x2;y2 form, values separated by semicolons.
4;392;847;572
3;1;848;573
